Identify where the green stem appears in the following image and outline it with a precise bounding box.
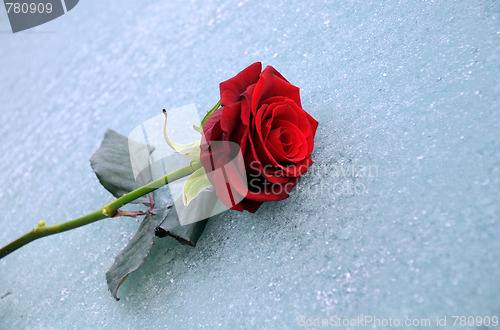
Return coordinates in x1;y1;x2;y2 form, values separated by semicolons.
0;161;202;260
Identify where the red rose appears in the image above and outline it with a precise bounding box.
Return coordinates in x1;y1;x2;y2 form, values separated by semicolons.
200;62;318;213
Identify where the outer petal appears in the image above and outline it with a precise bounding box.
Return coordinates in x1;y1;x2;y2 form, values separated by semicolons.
203;107;223;142
235;199;262;213
220;62;262;106
220;101;244;137
262;65;290;84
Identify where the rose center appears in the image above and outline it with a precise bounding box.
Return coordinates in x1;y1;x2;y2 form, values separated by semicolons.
280;128;295;154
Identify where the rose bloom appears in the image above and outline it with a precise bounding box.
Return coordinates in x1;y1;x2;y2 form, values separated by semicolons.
200;62;318;213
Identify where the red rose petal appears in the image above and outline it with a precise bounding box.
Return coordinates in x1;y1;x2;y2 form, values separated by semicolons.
240;87;254;127
265;128;288;163
220;62;262;106
234;199;262;213
262;65;290;84
272;104;299;126
251;73;301;115
254;103;269;142
280;128;299;158
220;102;243;136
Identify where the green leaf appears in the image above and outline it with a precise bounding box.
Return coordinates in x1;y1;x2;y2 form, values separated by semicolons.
93;129;213;300
155;205;208;246
182;167;212;206
90;129;153;205
106;208;167;301
155;185;227;245
200;100;220;129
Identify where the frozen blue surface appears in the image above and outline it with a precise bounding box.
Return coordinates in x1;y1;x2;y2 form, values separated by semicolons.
1;0;499;328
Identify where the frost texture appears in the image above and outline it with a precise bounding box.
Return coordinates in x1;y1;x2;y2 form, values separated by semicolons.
0;0;499;328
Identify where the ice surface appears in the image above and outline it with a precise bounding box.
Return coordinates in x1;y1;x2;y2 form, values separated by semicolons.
0;0;499;328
